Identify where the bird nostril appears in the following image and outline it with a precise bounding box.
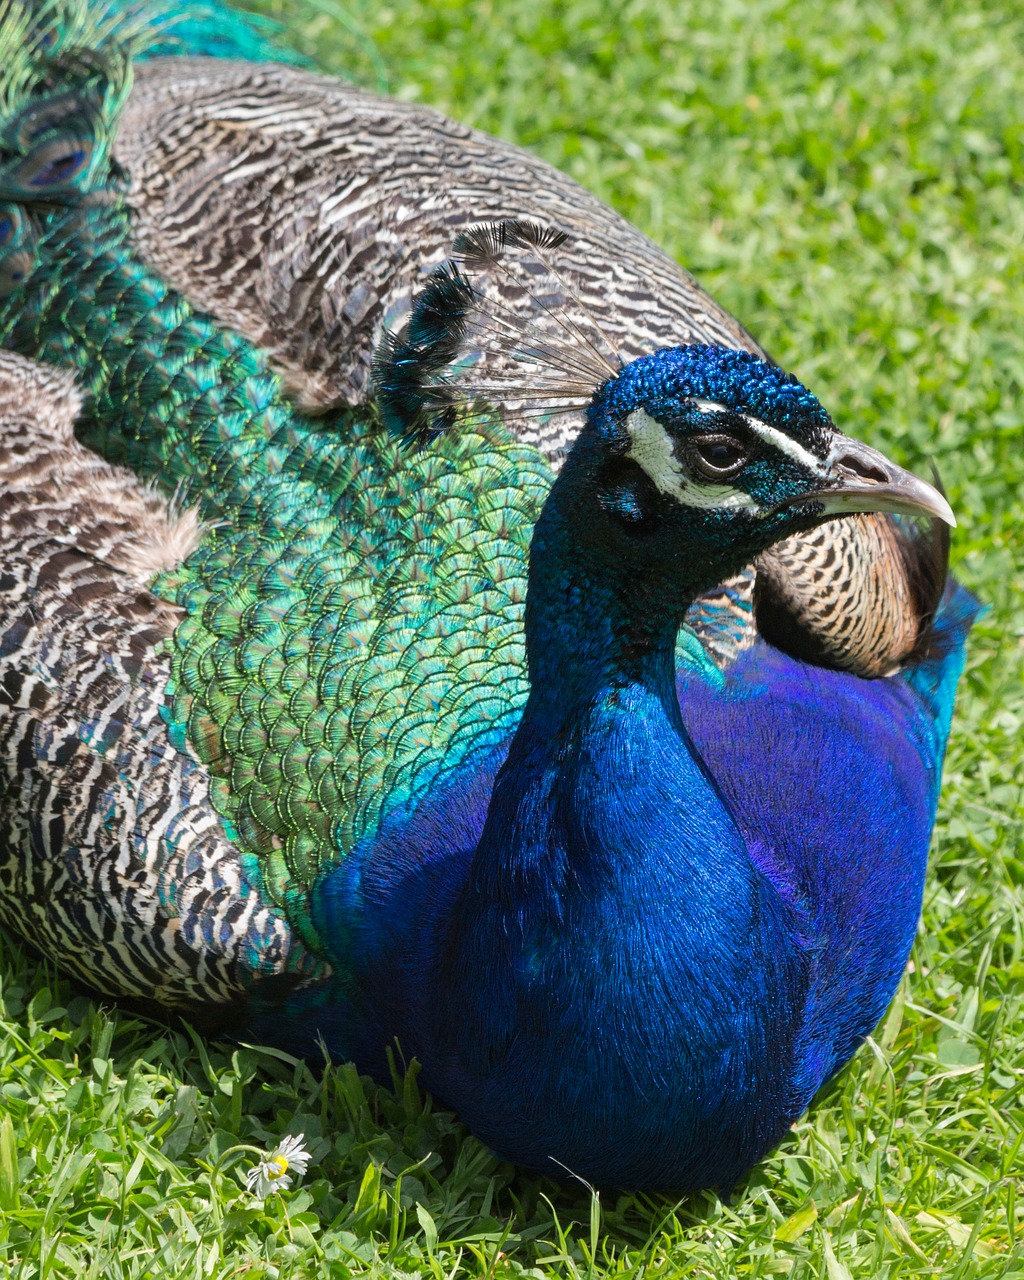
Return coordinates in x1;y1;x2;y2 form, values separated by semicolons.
834;453;890;485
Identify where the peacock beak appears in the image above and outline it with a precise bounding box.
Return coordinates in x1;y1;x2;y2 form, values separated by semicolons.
801;435;956;527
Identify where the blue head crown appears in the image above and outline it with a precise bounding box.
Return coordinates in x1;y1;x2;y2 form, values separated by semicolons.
590;346;834;454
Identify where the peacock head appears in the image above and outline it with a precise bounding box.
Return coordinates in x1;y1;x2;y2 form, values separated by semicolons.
578;344;953;573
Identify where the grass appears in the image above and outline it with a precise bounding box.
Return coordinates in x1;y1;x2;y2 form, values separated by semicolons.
1;0;1023;1274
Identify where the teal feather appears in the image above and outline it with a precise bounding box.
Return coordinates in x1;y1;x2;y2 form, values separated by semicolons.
98;0;303;62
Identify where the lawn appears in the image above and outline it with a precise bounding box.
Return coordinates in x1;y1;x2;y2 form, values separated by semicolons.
1;0;1022;1275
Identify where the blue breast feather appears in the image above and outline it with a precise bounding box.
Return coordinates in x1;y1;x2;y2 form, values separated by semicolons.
242;581;976;1189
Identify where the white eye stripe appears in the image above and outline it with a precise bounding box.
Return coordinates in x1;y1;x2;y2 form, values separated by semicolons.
687;398;728;415
740;416;826;474
682;397;828;475
672;479;762;511
623;409;759;511
623;408;687;499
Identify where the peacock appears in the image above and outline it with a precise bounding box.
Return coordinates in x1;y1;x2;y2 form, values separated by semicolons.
0;0;977;1192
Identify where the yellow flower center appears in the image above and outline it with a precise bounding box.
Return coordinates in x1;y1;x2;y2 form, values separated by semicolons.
269;1155;289;1179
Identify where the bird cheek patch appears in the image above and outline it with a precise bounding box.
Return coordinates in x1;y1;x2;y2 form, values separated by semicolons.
623;407;759;512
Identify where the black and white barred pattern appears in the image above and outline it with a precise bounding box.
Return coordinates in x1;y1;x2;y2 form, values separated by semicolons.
115;58;759;453
114;58;935;677
0;350;326;1005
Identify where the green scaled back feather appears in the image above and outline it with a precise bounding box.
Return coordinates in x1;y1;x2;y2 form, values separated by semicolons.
0;2;551;955
158;416;549;947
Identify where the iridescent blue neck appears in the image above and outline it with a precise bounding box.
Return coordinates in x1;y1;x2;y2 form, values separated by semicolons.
482;426;741;882
425;439;807;1184
521;430;704;712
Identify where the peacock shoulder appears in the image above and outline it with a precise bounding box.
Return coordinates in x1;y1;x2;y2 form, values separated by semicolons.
115;56;757;423
156;410;554;956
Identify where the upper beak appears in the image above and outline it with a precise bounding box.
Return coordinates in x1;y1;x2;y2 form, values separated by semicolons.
798;435;956;527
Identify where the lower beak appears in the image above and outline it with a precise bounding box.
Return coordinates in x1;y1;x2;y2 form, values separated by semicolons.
798;435;956;527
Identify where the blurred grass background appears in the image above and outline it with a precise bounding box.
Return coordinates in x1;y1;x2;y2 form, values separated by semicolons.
1;0;1022;1274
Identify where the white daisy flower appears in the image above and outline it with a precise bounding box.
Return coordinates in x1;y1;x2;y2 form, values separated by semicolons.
245;1133;313;1199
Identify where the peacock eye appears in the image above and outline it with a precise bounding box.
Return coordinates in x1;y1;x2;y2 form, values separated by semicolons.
28;146;88;187
689;433;748;479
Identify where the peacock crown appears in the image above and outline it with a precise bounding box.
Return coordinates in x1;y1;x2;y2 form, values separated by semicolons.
589;346;832;450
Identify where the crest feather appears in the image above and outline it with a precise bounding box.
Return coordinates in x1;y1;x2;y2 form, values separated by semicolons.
375;218;623;446
453;218;570;266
